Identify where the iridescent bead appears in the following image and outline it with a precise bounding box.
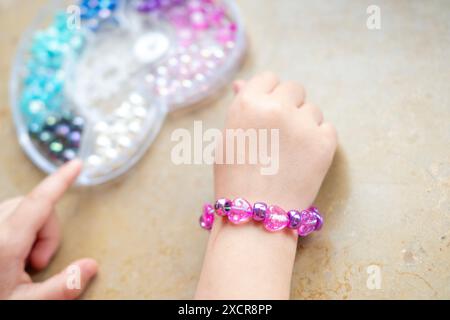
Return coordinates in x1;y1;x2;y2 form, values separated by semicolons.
49;141;64;154
39;131;54;144
264;205;289;232
252;202;267;222
68;131;82;148
62;148;77;162
287;210;302;229
199;203;214;230
71;116;85;130
28;122;42;137
54;123;71;138
228;198;252;224
297;210;318;237
44;115;58;130
309;207;324;230
214;198;231;216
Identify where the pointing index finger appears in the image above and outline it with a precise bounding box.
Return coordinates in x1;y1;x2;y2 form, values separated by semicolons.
8;160;82;240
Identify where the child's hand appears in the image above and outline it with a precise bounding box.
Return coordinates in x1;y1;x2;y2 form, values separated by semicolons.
0;160;97;300
196;72;337;299
216;72;337;210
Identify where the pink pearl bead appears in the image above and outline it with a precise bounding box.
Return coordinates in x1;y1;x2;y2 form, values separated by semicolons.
177;28;196;47
168;7;190;27
297;210;318;237
216;23;237;44
210;7;225;25
190;10;209;30
264;205;289;232
228;198;252;224
199;203;215;230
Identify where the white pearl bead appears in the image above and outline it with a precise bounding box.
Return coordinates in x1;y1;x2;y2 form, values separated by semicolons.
129;93;144;105
87;155;103;166
128;120;142;133
94;121;109;132
133;106;147;118
96;135;112;148
118;136;132;148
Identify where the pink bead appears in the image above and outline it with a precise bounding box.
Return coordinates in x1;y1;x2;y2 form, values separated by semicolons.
187;0;202;10
168;7;190;27
177;28;196;47
298;210;318;237
264;205;289;232
216;23;236;44
228;198;252;224
210;7;225;25
190;10;209;29
199;203;215;230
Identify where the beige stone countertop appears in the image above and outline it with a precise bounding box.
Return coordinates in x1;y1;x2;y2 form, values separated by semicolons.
0;0;449;299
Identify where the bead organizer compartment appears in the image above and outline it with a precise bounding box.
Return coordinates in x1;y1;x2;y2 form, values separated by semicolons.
10;0;245;185
128;0;246;110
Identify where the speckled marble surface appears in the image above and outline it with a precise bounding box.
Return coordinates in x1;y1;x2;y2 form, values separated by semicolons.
0;0;449;299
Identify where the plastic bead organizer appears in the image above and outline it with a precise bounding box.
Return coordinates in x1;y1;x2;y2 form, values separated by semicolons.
10;0;246;185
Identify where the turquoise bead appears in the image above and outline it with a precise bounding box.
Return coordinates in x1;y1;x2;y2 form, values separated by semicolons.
28;122;43;137
21;11;85;129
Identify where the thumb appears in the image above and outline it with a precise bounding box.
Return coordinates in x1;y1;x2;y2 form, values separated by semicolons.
16;258;98;300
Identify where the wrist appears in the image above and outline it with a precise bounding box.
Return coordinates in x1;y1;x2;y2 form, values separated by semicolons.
214;179;316;213
198;211;297;299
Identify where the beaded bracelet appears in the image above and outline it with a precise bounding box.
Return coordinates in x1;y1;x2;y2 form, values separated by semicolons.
199;198;323;237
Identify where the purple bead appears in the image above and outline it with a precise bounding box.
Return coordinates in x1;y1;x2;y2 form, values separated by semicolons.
309;206;319;214
214;198;231;216
314;213;324;230
62;148;77;162
297;210;318;237
54;124;71;137
71;116;85;131
309;207;323;230
68;131;81;148
252;202;267;221
287;210;302;229
137;0;160;12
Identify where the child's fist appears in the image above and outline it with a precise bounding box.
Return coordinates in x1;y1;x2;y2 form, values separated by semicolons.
215;72;337;210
